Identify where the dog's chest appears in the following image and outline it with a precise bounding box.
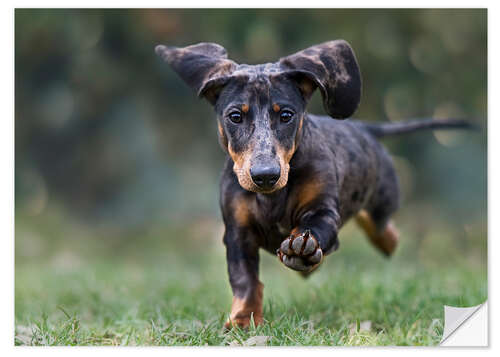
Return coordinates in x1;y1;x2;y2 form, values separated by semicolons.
252;193;293;248
259;221;291;254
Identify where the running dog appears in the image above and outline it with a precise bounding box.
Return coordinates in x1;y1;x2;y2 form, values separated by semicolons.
155;40;472;328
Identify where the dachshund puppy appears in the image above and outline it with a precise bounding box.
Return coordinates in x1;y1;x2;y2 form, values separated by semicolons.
155;40;471;328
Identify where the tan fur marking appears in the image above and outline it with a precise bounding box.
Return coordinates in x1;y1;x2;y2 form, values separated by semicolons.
294;117;304;148
272;142;296;192
227;143;244;169
217;122;228;150
228;142;258;192
241;104;249;113
224;281;264;329
272;103;280;112
232;195;252;226
298;116;304;132
296;180;325;210
355;210;377;237
218;122;224;137
355;210;399;256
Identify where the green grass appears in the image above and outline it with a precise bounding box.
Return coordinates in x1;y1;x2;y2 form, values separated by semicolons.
15;215;487;346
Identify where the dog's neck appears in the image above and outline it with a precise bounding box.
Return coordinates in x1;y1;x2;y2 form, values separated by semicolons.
255;186;288;208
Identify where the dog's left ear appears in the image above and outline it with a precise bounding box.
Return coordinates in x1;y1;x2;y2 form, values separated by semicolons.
155;42;237;104
279;40;362;119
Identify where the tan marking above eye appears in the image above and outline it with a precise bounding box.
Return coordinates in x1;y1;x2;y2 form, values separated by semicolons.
241;104;249;113
273;104;280;112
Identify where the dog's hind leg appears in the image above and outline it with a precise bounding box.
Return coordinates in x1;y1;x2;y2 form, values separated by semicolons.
355;210;399;256
356;152;400;256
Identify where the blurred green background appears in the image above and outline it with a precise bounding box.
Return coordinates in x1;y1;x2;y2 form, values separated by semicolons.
15;9;487;345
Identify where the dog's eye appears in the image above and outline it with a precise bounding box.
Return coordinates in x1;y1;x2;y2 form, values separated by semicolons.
280;110;294;123
228;111;242;123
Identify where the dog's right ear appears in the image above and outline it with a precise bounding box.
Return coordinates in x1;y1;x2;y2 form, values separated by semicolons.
155;42;237;104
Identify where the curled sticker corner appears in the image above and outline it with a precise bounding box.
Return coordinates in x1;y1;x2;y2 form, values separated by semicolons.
440;302;487;346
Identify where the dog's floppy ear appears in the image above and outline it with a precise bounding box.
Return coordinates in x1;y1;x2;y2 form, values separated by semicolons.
155;42;237;104
279;40;362;119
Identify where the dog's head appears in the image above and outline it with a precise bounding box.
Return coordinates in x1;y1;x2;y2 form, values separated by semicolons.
156;41;361;193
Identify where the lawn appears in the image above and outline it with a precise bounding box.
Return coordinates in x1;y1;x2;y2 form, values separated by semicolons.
15;213;487;346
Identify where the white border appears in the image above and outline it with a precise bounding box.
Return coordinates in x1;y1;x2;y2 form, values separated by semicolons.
3;1;496;356
2;0;497;7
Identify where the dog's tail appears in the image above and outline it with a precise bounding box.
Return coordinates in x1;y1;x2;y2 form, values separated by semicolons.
361;118;478;138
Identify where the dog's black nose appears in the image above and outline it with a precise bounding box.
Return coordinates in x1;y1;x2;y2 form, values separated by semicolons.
250;165;281;190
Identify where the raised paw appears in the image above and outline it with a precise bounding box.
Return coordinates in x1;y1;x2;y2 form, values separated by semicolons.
277;230;323;272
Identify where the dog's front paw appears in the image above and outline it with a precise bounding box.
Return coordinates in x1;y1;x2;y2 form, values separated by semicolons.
277;230;323;272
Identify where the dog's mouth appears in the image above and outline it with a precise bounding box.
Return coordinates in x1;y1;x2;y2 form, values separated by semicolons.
235;173;288;194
